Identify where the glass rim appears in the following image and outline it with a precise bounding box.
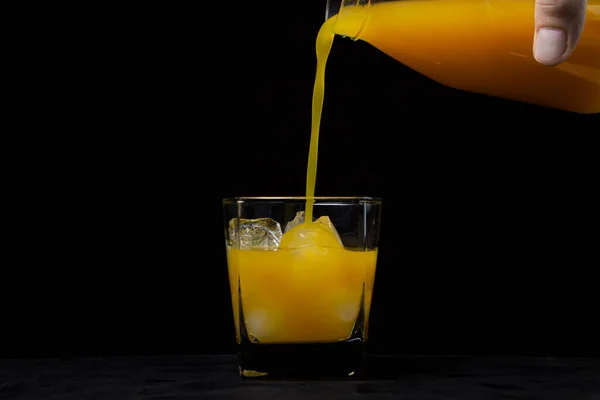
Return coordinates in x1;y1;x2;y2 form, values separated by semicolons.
223;196;382;205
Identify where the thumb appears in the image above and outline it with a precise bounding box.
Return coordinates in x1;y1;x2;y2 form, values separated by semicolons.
533;0;587;66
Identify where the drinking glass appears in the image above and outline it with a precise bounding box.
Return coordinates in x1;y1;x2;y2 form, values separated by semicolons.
223;197;382;378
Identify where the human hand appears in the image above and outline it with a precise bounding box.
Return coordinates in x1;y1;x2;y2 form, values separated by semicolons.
533;0;587;66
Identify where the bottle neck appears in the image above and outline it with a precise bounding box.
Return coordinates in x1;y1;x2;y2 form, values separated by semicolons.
326;0;372;40
325;0;342;20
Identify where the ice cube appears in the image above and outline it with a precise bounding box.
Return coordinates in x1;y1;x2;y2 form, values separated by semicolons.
313;215;343;245
228;218;282;250
284;211;343;245
284;211;306;233
244;309;277;343
337;301;359;322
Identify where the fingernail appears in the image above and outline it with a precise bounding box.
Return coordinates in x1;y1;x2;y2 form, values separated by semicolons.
534;28;567;64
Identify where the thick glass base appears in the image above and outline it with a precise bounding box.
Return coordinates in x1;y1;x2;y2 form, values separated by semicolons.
239;338;365;379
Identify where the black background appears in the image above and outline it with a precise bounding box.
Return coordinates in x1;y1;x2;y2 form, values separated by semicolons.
4;3;598;359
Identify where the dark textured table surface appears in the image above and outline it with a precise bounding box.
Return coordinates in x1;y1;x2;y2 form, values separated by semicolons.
1;354;599;399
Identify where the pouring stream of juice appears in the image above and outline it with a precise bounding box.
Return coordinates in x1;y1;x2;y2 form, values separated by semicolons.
305;17;337;223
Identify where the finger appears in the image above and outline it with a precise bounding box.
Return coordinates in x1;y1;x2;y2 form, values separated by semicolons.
533;0;587;66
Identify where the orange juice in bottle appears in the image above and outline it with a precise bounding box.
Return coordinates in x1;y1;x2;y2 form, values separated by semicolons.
324;0;600;113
